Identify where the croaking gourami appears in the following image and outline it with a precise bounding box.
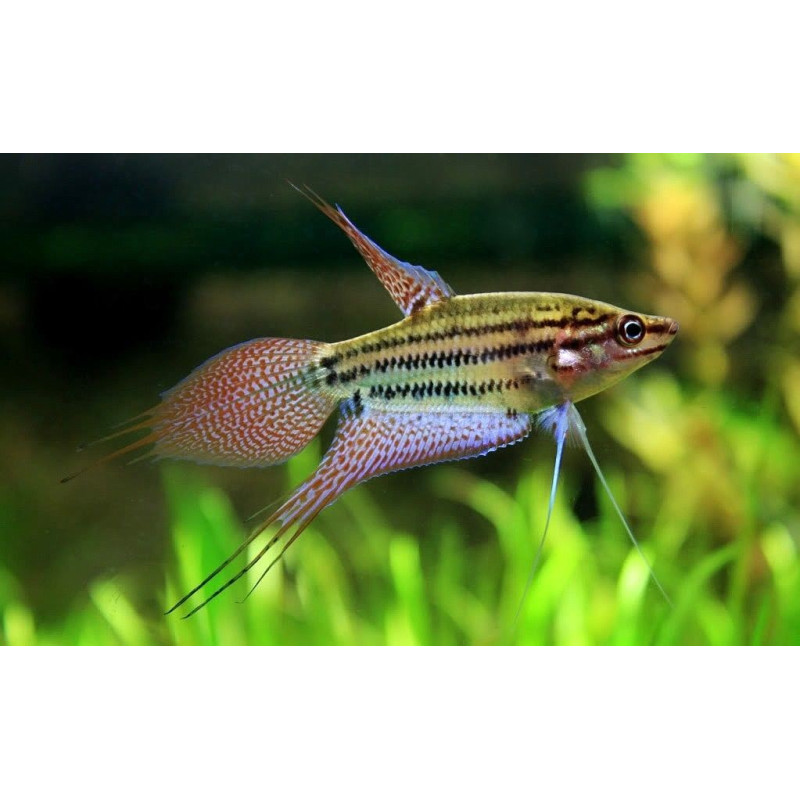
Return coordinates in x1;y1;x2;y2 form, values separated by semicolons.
67;187;679;617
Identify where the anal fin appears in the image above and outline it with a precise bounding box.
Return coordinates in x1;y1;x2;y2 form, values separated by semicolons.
169;407;532;617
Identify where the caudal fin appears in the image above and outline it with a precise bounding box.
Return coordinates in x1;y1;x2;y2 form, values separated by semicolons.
63;337;337;480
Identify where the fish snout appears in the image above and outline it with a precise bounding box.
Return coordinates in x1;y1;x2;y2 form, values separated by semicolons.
667;318;679;336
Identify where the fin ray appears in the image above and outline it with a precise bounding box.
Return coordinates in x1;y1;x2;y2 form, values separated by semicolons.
292;184;455;315
566;403;672;607
64;338;337;482
514;401;571;624
169;407;532;616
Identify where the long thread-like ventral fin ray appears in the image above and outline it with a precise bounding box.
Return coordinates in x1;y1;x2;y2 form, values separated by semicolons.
566;402;673;607
291;183;455;316
172;406;532;616
514;401;571;625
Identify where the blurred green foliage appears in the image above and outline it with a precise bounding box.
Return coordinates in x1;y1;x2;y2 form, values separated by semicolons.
2;154;799;645
3;393;798;645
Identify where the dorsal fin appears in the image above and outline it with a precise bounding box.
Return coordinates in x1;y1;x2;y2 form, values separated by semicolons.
292;184;455;316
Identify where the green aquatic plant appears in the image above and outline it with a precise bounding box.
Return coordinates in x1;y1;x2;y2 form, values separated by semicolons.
4;375;798;645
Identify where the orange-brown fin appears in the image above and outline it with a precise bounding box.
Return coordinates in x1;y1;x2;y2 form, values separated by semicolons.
64;337;338;482
291;183;455;316
168;406;532;617
60;428;160;483
75;414;156;453
149;337;336;468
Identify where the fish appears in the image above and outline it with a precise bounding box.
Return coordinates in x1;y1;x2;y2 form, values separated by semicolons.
65;186;679;618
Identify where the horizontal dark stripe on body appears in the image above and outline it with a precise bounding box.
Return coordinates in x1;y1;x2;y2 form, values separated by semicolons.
365;375;527;402
558;330;611;350
324;312;614;369
559;324;671;352
325;338;555;386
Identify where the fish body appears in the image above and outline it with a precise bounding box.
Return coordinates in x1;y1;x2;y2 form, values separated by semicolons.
71;188;678;616
324;291;675;416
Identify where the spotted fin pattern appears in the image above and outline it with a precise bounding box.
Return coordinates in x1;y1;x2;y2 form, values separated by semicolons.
169;408;531;617
152;338;335;467
293;184;455;316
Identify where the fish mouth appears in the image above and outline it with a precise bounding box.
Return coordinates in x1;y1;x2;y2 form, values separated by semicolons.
667;318;679;336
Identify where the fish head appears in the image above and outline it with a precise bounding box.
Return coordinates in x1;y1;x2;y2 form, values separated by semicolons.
547;298;679;403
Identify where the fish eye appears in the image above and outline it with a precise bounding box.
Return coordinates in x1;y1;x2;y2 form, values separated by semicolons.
616;314;645;346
